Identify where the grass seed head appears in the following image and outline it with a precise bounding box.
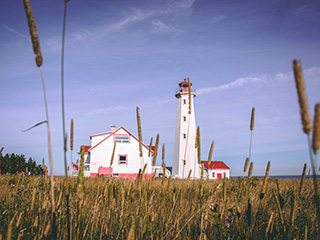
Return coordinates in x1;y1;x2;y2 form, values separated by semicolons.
197;126;201;164
312;103;320;154
250;107;255;131
244;157;249;172
208;140;214;165
162;143;165;164
70;119;74;151
0;147;4;154
136;107;143;157
148;137;153;157
293;59;311;135
152;134;159;166
188;77;192;114
260;161;270;199
23;0;43;67
299;163;307;197
248;162;253;178
110;142;116;166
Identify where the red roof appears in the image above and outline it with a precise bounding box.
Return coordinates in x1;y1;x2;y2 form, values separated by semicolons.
77;145;90;154
201;161;230;170
87;126;154;153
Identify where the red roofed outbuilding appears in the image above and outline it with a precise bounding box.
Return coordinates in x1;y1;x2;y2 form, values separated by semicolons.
201;161;230;179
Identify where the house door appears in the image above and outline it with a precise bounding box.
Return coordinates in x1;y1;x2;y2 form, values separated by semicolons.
217;173;222;179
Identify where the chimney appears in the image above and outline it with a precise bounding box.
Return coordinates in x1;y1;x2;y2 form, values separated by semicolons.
110;126;117;132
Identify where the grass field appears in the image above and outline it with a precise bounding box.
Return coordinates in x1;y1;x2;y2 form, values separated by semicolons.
0;175;319;239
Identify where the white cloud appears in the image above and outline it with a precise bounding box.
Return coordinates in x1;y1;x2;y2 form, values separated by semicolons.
85;105;128;116
210;15;227;23
151;19;181;35
197;76;264;95
304;66;320;76
4;25;29;41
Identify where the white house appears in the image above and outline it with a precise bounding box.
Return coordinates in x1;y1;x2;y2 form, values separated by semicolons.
71;126;170;178
201;161;230;179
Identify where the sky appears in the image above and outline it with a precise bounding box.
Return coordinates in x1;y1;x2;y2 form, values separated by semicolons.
0;0;319;176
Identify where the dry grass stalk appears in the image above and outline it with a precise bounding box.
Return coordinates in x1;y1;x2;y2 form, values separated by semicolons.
248;162;253;178
152;134;159;166
244;157;250;172
162;163;166;182
31;187;36;210
0;147;3;154
272;188;285;229
187;169;192;180
260;161;270;199
265;211;274;236
299;163;307;197
312;103;320;154
110;142;116;166
197;126;201;164
200;163;204;181
141;164;147;179
148;137;153;157
22;2;55;235
293;59;312;135
136;107;143;157
207;140;214;165
250;107;255;131
127;216;135;240
187;77;192;114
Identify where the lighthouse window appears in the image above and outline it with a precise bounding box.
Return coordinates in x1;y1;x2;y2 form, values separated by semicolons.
182;84;189;88
183;99;186;104
183;116;186;122
183;133;186;139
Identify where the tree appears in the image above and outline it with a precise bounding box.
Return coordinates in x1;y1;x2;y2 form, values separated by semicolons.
0;153;44;175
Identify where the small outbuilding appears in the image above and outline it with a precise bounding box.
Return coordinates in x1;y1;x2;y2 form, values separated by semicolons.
201;161;230;179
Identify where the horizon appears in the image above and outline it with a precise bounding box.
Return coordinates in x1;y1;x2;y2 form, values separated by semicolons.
1;0;320;177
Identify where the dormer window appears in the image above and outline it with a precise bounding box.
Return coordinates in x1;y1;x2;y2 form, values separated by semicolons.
114;135;130;143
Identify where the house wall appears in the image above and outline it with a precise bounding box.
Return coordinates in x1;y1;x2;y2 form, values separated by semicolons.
89;128;152;178
91;133;110;147
208;169;230;179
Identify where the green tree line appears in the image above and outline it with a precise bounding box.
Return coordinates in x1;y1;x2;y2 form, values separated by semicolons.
0;153;44;175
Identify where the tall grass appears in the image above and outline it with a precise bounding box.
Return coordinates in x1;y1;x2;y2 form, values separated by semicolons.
1;176;319;239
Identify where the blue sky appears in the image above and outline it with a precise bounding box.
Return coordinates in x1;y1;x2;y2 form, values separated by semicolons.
0;0;319;176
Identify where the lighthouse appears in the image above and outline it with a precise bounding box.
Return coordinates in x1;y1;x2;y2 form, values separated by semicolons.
172;78;201;179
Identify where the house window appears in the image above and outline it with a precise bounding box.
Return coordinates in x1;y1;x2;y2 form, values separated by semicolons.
84;156;90;164
224;172;226;178
119;155;127;165
183;116;186;122
84;165;90;171
113;173;119;177
183;99;186;104
212;172;215;178
183;133;186;139
115;135;129;143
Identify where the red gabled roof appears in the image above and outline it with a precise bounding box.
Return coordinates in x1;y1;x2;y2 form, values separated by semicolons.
77;145;90;154
201;161;230;170
90;132;112;139
88;126;154;154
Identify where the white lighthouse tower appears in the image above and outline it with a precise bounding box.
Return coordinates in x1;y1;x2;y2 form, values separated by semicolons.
172;79;201;179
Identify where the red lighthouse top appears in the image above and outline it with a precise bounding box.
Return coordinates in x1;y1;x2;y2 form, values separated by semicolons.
178;78;192;93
